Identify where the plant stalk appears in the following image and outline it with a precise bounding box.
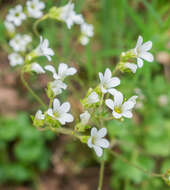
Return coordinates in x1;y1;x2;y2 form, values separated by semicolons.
98;155;105;190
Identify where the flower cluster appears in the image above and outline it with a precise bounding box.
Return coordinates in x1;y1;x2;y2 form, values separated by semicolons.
5;1;94;70
120;35;154;73
4;2;154;159
48;1;94;45
33;62;77;126
4;0;45;34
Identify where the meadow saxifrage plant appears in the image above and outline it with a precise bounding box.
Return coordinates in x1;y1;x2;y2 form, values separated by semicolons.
4;0;169;189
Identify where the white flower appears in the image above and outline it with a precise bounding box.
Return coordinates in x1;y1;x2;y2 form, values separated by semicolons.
80;23;94;37
35;36;54;61
124;62;137;73
99;68;120;93
31;62;45;74
54;63;77;80
9;34;32;52
58;2;84;29
50;80;67;96
8;53;24;66
88;127;110;157
80;36;89;46
35;110;45;120
4;21;15;33
86;92;99;104
133;35;153;68
105;89;136;119
6;5;26;26
47;98;74;125
45;63;77;80
26;0;45;18
80;111;90;125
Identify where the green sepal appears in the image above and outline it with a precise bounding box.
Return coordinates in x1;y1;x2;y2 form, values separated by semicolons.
48;7;60;20
80;136;90;143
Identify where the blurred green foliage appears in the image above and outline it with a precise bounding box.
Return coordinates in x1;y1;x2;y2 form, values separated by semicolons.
0;0;170;189
0;113;55;184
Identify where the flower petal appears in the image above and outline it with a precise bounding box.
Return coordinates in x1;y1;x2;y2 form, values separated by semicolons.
140;52;154;62
97;128;107;138
66;67;77;76
137;58;143;68
88;137;93;148
107;77;120;88
58;63;68;75
124;63;137;73
140;41;152;52
45;65;56;75
96;139;110;148
122;101;135;111
53;98;60;111
105;99;114;110
112;111;122;119
113;90;123;106
136;35;143;48
59;102;71;113
99;72;103;82
46;108;54;117
122;111;133;118
93;146;103;157
104;68;112;81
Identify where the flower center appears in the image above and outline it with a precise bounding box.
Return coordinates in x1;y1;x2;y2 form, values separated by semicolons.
31;4;35;9
54;112;59;118
15;13;20;17
114;106;122;114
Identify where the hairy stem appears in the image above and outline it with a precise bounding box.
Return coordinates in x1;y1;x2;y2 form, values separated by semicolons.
110;150;163;178
50;127;81;139
33;15;49;37
20;71;47;109
98;154;105;190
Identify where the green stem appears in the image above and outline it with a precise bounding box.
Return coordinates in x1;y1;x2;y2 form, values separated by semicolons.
33;15;49;37
50;127;81;139
98;155;105;190
110;150;163;178
20;71;47;109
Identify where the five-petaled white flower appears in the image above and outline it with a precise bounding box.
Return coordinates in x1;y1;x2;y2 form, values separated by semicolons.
26;0;45;18
99;68;120;93
8;53;24;67
9;34;32;52
58;2;84;29
50;80;67;96
45;63;77;80
35;36;54;61
80;111;90;125
124;62;137;73
47;98;74;125
133;35;153;68
86;92;99;104
35;110;45;120
105;89;137;119
31;62;45;74
6;5;26;26
88;127;110;157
